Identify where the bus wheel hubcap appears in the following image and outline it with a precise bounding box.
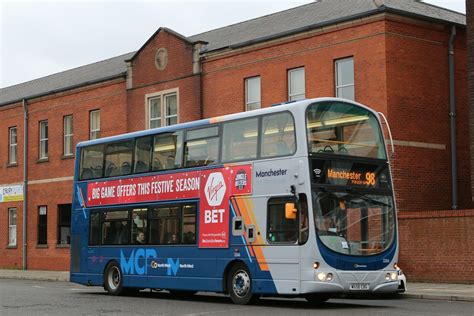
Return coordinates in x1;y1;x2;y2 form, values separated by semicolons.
108;266;120;290
232;270;250;297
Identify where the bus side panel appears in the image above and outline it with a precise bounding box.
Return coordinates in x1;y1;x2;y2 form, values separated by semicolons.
251;159;307;295
232;193;301;295
70;182;93;285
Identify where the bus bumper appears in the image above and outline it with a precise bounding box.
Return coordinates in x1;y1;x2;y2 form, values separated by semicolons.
301;270;399;294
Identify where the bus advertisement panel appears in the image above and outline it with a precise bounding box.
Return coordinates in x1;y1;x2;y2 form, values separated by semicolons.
84;165;253;248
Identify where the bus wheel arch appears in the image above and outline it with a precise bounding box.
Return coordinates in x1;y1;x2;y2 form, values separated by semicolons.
222;260;246;294
103;260;124;296
224;260;258;305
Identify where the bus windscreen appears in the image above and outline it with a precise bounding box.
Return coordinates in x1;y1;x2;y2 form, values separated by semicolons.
306;102;386;159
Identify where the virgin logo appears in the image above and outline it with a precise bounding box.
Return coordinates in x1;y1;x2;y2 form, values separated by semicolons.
204;172;226;206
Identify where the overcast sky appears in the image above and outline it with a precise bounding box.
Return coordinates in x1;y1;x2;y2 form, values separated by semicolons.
0;0;466;89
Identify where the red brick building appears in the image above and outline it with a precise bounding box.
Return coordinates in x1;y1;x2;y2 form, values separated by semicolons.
1;0;472;282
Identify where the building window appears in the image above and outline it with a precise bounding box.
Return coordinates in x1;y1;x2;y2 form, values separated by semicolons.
148;91;178;129
8;208;17;246
57;204;71;245
38;206;48;245
335;57;355;100
39;120;48;160
288;67;305;101
63;115;73;156
245;76;261;111
8;127;17;164
90;110;100;140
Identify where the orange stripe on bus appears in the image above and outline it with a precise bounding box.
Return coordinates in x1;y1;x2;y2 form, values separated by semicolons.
242;198;269;271
235;198;256;258
231;197;241;217
236;198;268;271
209;116;224;124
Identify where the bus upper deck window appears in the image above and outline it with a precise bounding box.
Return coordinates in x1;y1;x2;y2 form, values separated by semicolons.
134;136;152;174
261;112;296;158
153;131;183;171
104;141;133;177
306;102;386;159
222;118;258;162
185;126;220;167
80;144;104;180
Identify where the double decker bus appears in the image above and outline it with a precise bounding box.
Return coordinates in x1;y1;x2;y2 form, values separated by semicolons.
70;98;399;304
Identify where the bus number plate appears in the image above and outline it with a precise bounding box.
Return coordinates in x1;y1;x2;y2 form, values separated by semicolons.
349;283;370;291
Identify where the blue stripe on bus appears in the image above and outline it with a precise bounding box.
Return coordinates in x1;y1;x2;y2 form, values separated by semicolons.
230;203;252;263
316;232;397;270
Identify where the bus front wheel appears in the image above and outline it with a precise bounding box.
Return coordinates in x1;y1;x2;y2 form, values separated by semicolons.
104;261;124;296
227;263;257;305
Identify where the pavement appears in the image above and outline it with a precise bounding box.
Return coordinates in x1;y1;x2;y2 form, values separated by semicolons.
0;269;473;302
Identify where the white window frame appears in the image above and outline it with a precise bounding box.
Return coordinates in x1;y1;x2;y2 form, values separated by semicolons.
8;126;17;164
335;57;355;100
288;67;305;101
63;115;73;156
245;76;261;111
145;88;179;129
39;120;48;159
8;208;17;246
90;110;100;140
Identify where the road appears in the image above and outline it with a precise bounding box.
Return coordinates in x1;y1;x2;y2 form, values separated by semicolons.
1;279;473;316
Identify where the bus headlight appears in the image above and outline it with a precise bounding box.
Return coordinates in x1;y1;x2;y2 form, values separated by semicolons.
391;272;398;281
317;272;333;282
385;272;398;281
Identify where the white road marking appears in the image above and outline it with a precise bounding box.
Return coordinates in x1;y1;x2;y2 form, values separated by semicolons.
68;288;93;291
181;308;258;315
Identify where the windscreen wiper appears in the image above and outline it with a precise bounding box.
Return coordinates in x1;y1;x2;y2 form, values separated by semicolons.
345;187;392;208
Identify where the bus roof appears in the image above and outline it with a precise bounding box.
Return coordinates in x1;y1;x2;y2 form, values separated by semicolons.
76;97;379;148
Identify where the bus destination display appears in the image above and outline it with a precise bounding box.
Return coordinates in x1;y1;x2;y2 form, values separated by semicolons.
311;159;390;189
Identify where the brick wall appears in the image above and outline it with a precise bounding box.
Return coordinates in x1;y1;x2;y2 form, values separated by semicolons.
130;29;195;89
398;209;474;283
202;17;389;118
385;18;471;211
127;75;201;132
0;79;127;270
127;29;202;131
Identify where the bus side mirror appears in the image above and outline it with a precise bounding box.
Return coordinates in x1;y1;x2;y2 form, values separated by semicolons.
285;203;297;220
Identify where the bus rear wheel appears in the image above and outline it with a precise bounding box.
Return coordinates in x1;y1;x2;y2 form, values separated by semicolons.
104;261;124;296
227;263;257;305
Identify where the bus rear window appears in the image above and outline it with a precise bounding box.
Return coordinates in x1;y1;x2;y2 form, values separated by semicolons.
80;144;104;180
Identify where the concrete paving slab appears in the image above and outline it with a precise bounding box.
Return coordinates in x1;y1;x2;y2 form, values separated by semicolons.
0;269;69;282
401;282;474;302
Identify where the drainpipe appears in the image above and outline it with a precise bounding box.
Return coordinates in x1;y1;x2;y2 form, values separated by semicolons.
22;99;28;270
448;25;457;210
